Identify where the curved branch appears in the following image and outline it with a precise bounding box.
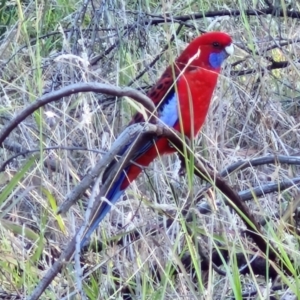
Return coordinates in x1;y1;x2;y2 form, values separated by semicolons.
0;83;156;147
239;177;300;200
220;155;300;177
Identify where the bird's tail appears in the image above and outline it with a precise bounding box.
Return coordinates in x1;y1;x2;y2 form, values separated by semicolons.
79;138;154;248
80;171;126;248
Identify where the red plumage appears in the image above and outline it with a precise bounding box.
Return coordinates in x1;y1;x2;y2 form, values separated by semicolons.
121;31;233;189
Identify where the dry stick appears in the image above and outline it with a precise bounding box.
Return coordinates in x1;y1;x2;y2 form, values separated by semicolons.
28;124;279;300
90;34;123;65
220;155;300;177
0;82;156;147
239;177;300;201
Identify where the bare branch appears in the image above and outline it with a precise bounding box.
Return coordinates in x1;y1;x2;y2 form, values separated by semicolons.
220;155;300;177
0;82;156;147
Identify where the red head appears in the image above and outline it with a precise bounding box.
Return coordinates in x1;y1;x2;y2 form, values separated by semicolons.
176;32;233;72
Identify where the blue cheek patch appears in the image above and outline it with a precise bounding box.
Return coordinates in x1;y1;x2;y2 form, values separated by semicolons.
209;50;227;69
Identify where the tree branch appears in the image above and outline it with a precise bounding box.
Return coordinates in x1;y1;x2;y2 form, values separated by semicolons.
0;82;156;147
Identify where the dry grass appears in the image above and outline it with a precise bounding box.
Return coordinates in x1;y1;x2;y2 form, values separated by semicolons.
1;0;300;299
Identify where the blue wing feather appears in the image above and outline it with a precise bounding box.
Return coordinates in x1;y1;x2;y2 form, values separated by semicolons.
158;92;178;127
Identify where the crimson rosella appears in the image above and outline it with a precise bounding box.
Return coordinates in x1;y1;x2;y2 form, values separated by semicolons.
82;31;233;247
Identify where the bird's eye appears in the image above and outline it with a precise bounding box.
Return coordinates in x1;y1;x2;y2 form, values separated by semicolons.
212;42;220;48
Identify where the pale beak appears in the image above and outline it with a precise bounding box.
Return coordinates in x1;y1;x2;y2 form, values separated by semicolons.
225;43;234;56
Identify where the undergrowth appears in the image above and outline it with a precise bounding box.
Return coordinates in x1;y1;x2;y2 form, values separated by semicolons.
1;0;300;299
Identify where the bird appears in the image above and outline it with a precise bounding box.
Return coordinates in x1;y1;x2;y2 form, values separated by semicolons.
81;31;233;247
